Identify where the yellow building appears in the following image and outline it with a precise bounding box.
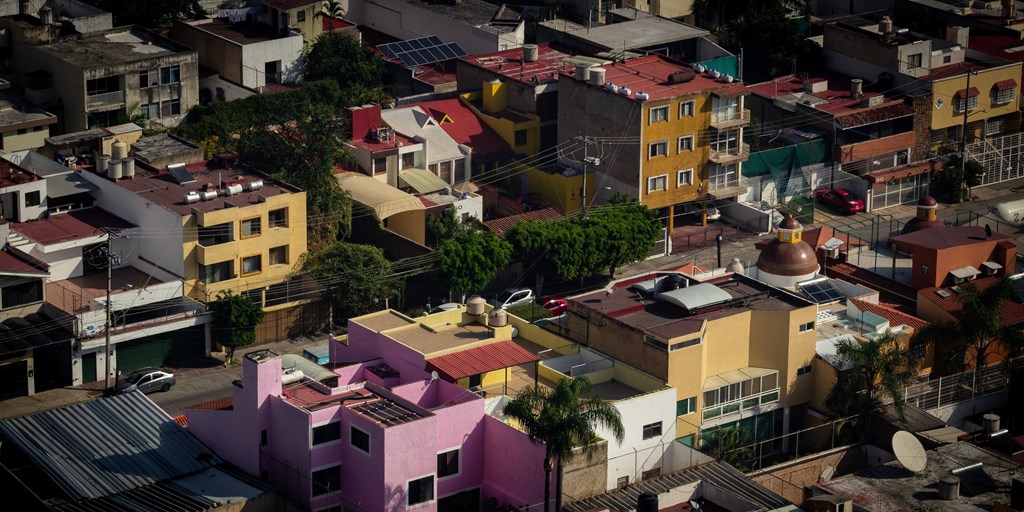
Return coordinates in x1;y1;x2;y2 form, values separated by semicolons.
557;55;749;228
927;61;1022;151
461;87;542;157
263;0;325;47
509;162;597;216
564;271;818;447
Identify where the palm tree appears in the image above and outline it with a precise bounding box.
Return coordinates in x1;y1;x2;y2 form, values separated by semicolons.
914;276;1024;375
316;0;346;32
826;331;918;421
503;376;625;512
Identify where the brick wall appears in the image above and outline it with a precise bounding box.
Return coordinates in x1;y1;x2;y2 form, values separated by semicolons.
749;444;870;506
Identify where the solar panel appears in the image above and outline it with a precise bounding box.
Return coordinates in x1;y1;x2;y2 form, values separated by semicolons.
167;164;195;185
378;44;398;59
799;279;845;304
407;38;424;49
445;43;467;58
426;35;443;46
379;36;468;67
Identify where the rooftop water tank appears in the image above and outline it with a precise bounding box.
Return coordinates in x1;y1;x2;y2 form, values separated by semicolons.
466;296;486;316
108;159;123;180
184;191;200;204
112;140;128;160
123;158;135;178
489;308;508;327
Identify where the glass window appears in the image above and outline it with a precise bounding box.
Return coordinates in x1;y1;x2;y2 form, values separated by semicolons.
799;321;815;332
241;255;261;275
439;161;452;183
437;449;459;478
907;53;922;69
139;70;158;88
649;141;667;158
198;261;232;284
986;117;1006;136
297;10;306;21
312;422;341;445
269;245;288;265
515;129;527;146
374;157;387;174
24;191;40;207
351;426;370;453
1;280;42;309
198;222;232;246
647;174;667;192
311;465;341;496
955;95;978;112
408;475;434;506
241;217;261;237
649;105;669;123
992;87;1015;105
140;103;159;120
676;396;696;416
454;159;467;183
268;208;288;228
160;98;181;117
797;365;812;376
703;389;717;407
642;421;662;440
160;65;181;85
677;169;693;186
762;373;778;391
679;100;694;117
678;135;693;152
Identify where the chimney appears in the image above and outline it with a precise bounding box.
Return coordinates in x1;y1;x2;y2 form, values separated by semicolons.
945;25;969;48
850;78;863;98
1003;0;1015;18
345;104;382;140
879;16;894;35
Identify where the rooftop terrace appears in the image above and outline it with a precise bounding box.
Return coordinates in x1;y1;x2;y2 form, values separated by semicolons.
587;55;748;102
38;27;193;68
283;381;431;426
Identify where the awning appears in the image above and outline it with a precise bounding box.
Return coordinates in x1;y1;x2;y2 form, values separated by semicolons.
336;172;424;219
453;181;479;194
426;339;539;380
702;367;776;391
993;79;1017;91
399;168;449;194
954;86;979;99
981;261;1003;272
281;354;337;383
949;265;980;279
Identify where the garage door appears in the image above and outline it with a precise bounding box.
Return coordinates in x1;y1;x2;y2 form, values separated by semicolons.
81;352;96;383
0;360;28;400
115;327;206;373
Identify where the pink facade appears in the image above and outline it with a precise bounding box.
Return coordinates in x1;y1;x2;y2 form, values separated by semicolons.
185;349;547;512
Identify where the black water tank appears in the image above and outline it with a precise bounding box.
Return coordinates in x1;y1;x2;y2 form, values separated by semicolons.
637;492;658;512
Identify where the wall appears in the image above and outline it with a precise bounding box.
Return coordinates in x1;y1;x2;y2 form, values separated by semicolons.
241;33;305;87
199;74;256;104
835;131;915;164
930;62;1022;131
381;415;439;512
481;415;549;510
560;440;608;504
2;126;50;153
749;443;886;507
602;387;678;489
170;21;244;85
51;0;113;33
639;93;712;210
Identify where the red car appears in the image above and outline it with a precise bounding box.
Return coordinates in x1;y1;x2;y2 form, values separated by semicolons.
815;188;865;214
542;298;568;315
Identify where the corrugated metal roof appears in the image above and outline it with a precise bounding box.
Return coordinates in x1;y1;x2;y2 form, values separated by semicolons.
563;460;791;512
426;339;539;380
399;168;449;194
0;392;222;501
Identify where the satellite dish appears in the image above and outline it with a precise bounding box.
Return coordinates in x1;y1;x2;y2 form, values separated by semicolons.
892;430;927;473
430;370;439;381
819;465;836;482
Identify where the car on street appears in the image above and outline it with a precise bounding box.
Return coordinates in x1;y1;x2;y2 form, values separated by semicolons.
117;368;176;394
706;206;721;222
492;287;534;309
815;188;864;214
541;298;568;315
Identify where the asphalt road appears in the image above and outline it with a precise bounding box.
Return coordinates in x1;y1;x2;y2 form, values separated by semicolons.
146;364;242;417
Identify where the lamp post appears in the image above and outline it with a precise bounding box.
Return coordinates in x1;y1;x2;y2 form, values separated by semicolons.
716;233;724;268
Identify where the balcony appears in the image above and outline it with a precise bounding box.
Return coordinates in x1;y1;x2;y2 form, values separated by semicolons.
86;90;125;111
709;109;750;130
196;242;237;266
707;175;749;199
708;143;750;164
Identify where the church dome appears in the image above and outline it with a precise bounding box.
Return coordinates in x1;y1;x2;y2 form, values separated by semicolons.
901;195;944;234
757;215;820;277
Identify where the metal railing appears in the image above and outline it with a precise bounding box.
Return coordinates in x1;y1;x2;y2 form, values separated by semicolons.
86;90;125;109
707;174;749;192
710;109;751;129
709;143;750;163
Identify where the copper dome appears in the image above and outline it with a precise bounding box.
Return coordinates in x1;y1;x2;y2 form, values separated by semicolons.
757;239;819;276
918;195;937;207
778;215;802;230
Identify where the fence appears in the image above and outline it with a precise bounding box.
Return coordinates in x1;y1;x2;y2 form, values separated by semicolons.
902;356;1021;411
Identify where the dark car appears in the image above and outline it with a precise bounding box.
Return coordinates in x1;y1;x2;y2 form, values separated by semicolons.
815;188;865;214
117;368;176;394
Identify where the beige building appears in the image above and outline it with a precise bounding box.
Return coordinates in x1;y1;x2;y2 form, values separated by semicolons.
261;0;324;47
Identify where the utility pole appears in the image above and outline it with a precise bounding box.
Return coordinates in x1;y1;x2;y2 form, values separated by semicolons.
573;133;599;216
960;65;976;161
101;227;121;393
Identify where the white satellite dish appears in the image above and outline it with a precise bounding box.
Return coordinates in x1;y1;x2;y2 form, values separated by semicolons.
892;430;927;473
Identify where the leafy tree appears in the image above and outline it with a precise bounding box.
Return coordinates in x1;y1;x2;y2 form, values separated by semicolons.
306;33;386;94
428;206;464;244
934;156;986;203
700;426;756;472
503;377;625;512
209;291;264;363
587;196;661;277
305;242;401;321
826;331;918;421
436;230;512;300
716;5;820;83
691;0;784;32
316;0;346;31
82;0;203;27
913;276;1024;375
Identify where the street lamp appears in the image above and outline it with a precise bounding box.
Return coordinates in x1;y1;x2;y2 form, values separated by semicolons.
716;233;724;268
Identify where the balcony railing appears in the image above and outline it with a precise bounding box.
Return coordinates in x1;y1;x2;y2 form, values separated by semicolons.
707;175;748;193
86;90;125;110
709;143;750;164
710;109;751;130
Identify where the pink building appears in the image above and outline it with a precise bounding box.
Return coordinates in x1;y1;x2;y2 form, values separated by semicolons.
185;349;549;512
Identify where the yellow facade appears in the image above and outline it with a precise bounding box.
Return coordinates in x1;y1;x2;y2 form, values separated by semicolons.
510;163;596;215
284;3;325;47
185;189;307;310
461;91;541;157
930;63;1022;131
639;94;710;210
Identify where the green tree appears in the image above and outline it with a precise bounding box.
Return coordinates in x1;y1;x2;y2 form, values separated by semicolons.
913;276;1024;375
306;33;386;92
209;291;264;363
316;0;347;31
428;206;464;244
826;332;918;421
507;220;595;283
503;377;625;512
716;5;820;83
700;426;756;471
587;197;661;277
436;230;512;300
305;242;401;321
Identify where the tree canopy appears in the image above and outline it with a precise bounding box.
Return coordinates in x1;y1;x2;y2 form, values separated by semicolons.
209;291;264;363
503;377;624;512
714;4;819;83
306;33;388;101
826;331;918;420
304;242;401;322
436;229;512;298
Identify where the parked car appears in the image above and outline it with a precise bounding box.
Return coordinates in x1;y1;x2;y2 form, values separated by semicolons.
117;368;176;394
541;298;568;315
815;188;864;214
706;206;722;222
492;288;534;309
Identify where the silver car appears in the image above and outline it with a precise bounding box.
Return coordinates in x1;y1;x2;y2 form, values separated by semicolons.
492;288;534;309
117;368;176;394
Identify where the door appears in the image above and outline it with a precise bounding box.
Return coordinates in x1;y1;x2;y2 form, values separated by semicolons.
81;352;96;383
137;374;155;393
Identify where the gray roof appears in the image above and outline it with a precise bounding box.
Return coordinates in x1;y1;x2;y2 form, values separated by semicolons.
35;27;193;69
0;99;55;129
541;16;708;51
659;283;733;310
11;152;100;198
131;133;202;164
0;392;222;501
402;0;520;32
563;460;791;512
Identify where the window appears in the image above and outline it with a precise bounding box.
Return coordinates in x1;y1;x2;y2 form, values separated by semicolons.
439;160;452;183
1;280;42;309
241;217;261;237
677;135;693;152
268;208;288;228
676;396;696;416
649;105;669;123
616;476;629;489
468;374;482;388
992;87;1015;105
373;157;387;174
198;261;232;284
261;429;268;447
702;371;780;420
648;141;667;158
986;117;1006;136
16;128;26;135
642;422;662;440
797;365;812;376
679;100;695;117
139;70;158;88
677;168;693;187
24;191;40;207
311;465;341;497
198;222;232;246
895;150;910;166
515;129;527;146
647;174;667;193
160;98;181;117
269;245;288;265
140;102;159;120
86;76;118;95
350;426;370;454
437;449;460;478
160;65;180;85
408;475;434;506
955;95;978;113
454;159;467;182
799;321;815;333
241;255;262;275
297;10;306;21
943;55;952;64
243;289;263;307
312;422;341;445
907;53;922;69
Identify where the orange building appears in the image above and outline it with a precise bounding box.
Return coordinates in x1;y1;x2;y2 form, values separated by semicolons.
890;225;1015;290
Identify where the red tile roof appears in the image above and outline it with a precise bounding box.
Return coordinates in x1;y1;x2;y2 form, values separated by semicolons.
11;208;134;246
322;17;353;32
597;55;749;101
994;78;1017;91
848;297;927;331
749;73;911;122
184;396;234;411
0;243;47;275
426;340;539;380
922;61;986;81
954;86;980;99
410;98;515;161
484;207;564;238
461;42;576;85
172;415;188;427
918;276;1024;327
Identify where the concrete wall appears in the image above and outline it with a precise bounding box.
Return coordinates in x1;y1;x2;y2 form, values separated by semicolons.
240;33;305;88
749;443;891;507
561;440;608;504
1;126;50;153
199;74;256;104
481;415;549;510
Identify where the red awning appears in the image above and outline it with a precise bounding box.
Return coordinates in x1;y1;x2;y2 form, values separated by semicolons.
953;86;979;99
993;79;1017;91
426;340;539;380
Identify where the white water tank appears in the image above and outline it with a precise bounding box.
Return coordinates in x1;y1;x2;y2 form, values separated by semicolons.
281;369;305;385
225;183;243;195
589;67;606;86
108;159;123;179
489;308;508;327
523;44;539;62
938;476;959;500
635;91;649;101
184;191;200;204
123;158;135;178
575;63;590;81
466;296;486;316
618;86;631;96
112;140;128;160
246;179;264;191
97;154;110;175
200;190;217;201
